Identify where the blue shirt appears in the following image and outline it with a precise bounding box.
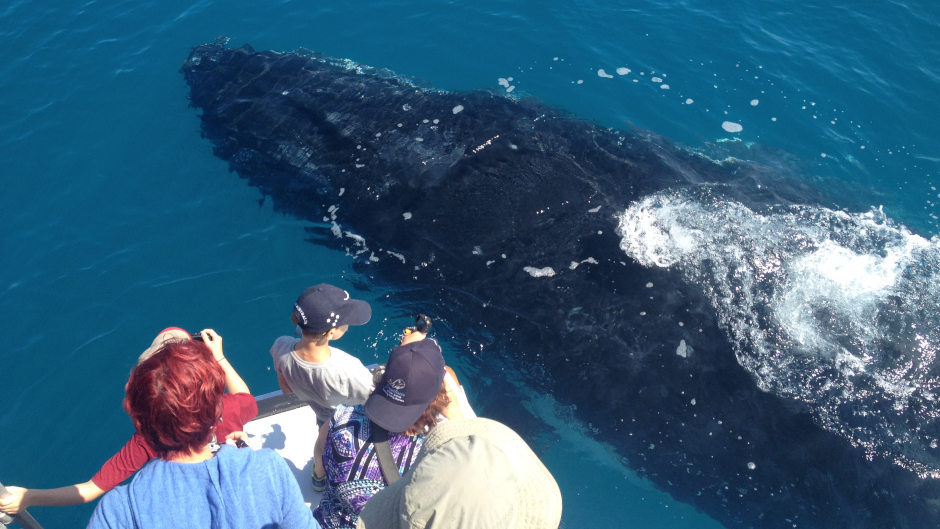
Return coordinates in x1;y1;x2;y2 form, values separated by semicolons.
87;444;319;529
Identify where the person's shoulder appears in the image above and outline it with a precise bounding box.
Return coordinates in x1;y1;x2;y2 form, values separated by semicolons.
271;336;299;356
88;485;132;528
99;484;131;506
328;346;368;366
221;392;259;428
223;391;256;404
271;336;300;351
218;445;289;477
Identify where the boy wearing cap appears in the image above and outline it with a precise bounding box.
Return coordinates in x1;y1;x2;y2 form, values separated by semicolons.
270;284;375;426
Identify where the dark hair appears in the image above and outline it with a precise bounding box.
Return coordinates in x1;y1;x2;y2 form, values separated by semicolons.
303;327;331;344
403;382;451;436
123;340;225;458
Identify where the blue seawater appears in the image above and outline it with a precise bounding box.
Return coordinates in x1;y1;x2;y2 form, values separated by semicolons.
1;1;937;529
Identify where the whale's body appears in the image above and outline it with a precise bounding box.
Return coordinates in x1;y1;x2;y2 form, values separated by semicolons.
181;40;939;528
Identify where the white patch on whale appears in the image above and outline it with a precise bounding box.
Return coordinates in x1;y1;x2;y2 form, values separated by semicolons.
524;266;556;278
617;190;940;477
569;257;599;270
676;339;692;358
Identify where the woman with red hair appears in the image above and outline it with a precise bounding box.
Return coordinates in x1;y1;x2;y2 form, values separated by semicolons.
1;328;258;514
86;336;318;529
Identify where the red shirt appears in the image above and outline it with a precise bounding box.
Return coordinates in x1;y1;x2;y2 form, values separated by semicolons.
91;392;258;490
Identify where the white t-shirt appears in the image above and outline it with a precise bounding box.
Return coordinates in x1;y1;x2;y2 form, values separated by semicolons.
270;336;374;424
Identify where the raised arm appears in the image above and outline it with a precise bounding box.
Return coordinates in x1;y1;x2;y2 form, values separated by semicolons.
199;329;250;395
0;481;106;514
1;429;156;515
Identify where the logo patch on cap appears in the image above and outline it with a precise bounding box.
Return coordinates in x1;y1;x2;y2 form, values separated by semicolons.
383;379;407;403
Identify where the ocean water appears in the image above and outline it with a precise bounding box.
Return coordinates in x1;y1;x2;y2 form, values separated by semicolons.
1;1;938;529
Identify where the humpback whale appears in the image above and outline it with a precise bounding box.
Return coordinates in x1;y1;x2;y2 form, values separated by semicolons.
181;40;940;528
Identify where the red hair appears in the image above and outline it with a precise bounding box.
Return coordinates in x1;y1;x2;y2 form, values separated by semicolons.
403;382;450;436
123;340;225;458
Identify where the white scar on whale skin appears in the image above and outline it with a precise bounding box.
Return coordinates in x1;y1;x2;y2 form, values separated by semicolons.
569;257;599;270
472;135;499;154
524;266;556;278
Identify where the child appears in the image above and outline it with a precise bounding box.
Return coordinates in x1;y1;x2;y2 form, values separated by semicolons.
270;284;375;425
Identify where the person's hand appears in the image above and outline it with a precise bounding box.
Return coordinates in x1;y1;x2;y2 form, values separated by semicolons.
224;431;251;448
399;329;426;346
198;329;225;362
0;486;28;514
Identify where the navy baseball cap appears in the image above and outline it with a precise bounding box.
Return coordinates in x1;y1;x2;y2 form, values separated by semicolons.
292;283;372;334
365;338;446;433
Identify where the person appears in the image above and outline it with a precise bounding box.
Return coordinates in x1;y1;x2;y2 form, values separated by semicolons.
356;417;563;529
0;328;258;515
270;284;375;425
86;335;317;529
313;330;457;529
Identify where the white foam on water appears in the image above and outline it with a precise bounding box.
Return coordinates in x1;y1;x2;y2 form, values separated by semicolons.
616;67;631;75
617;190;940;477
722;121;743;133
750;99;759;106
452;105;464;114
597;69;614;78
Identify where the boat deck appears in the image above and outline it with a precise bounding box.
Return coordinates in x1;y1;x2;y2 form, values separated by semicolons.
243;391;323;507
